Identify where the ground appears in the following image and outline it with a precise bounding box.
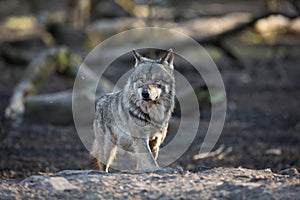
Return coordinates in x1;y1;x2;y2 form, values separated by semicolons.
1;168;300;199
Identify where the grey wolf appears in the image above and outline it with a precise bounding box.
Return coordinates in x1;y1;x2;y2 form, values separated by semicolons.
91;49;175;172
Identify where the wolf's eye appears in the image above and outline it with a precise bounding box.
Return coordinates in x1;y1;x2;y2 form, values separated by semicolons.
155;80;162;88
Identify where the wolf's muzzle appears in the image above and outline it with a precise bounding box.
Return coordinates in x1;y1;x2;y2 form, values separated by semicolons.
141;89;151;101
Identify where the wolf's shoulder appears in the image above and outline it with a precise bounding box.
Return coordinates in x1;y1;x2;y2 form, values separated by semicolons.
95;91;121;111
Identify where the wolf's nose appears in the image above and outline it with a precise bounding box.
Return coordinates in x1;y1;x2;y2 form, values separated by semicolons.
141;89;149;98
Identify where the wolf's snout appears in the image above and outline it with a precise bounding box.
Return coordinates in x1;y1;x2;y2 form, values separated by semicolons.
141;89;150;100
139;84;162;102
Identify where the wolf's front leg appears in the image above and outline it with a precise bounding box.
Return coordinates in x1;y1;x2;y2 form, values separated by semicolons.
149;135;163;160
133;138;160;171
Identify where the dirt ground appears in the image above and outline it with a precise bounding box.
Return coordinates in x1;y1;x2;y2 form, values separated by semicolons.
0;0;300;182
1;167;300;199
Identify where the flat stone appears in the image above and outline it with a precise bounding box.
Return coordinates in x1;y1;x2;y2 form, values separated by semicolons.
44;177;78;191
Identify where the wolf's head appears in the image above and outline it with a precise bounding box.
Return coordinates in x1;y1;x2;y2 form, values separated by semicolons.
122;49;175;126
128;49;175;103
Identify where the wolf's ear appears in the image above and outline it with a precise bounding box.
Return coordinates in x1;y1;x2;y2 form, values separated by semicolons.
160;49;174;69
132;49;144;67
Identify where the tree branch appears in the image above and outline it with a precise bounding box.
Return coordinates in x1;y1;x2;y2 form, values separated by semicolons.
192;11;298;68
194;11;299;45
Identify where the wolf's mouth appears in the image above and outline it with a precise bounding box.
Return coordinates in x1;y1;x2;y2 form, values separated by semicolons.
142;97;152;102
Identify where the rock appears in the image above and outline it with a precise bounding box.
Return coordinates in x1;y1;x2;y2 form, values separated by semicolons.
54;170;107;177
43;177;78;191
21;175;46;183
1;167;300;199
279;168;299;176
21;176;78;191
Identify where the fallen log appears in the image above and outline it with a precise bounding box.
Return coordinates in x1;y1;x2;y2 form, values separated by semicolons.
86;11;299;69
24;91;73;124
5;47;113;125
5;47;80;121
23;79;113;125
193;11;299;45
24;90;99;125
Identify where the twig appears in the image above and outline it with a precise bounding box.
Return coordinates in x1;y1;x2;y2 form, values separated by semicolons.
193;144;226;160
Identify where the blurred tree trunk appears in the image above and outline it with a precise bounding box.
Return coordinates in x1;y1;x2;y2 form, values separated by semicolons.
68;0;91;29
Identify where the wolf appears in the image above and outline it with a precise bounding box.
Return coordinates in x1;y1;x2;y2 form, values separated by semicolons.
91;49;175;172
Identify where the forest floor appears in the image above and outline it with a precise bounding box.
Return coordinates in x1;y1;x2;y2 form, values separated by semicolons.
0;42;299;179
